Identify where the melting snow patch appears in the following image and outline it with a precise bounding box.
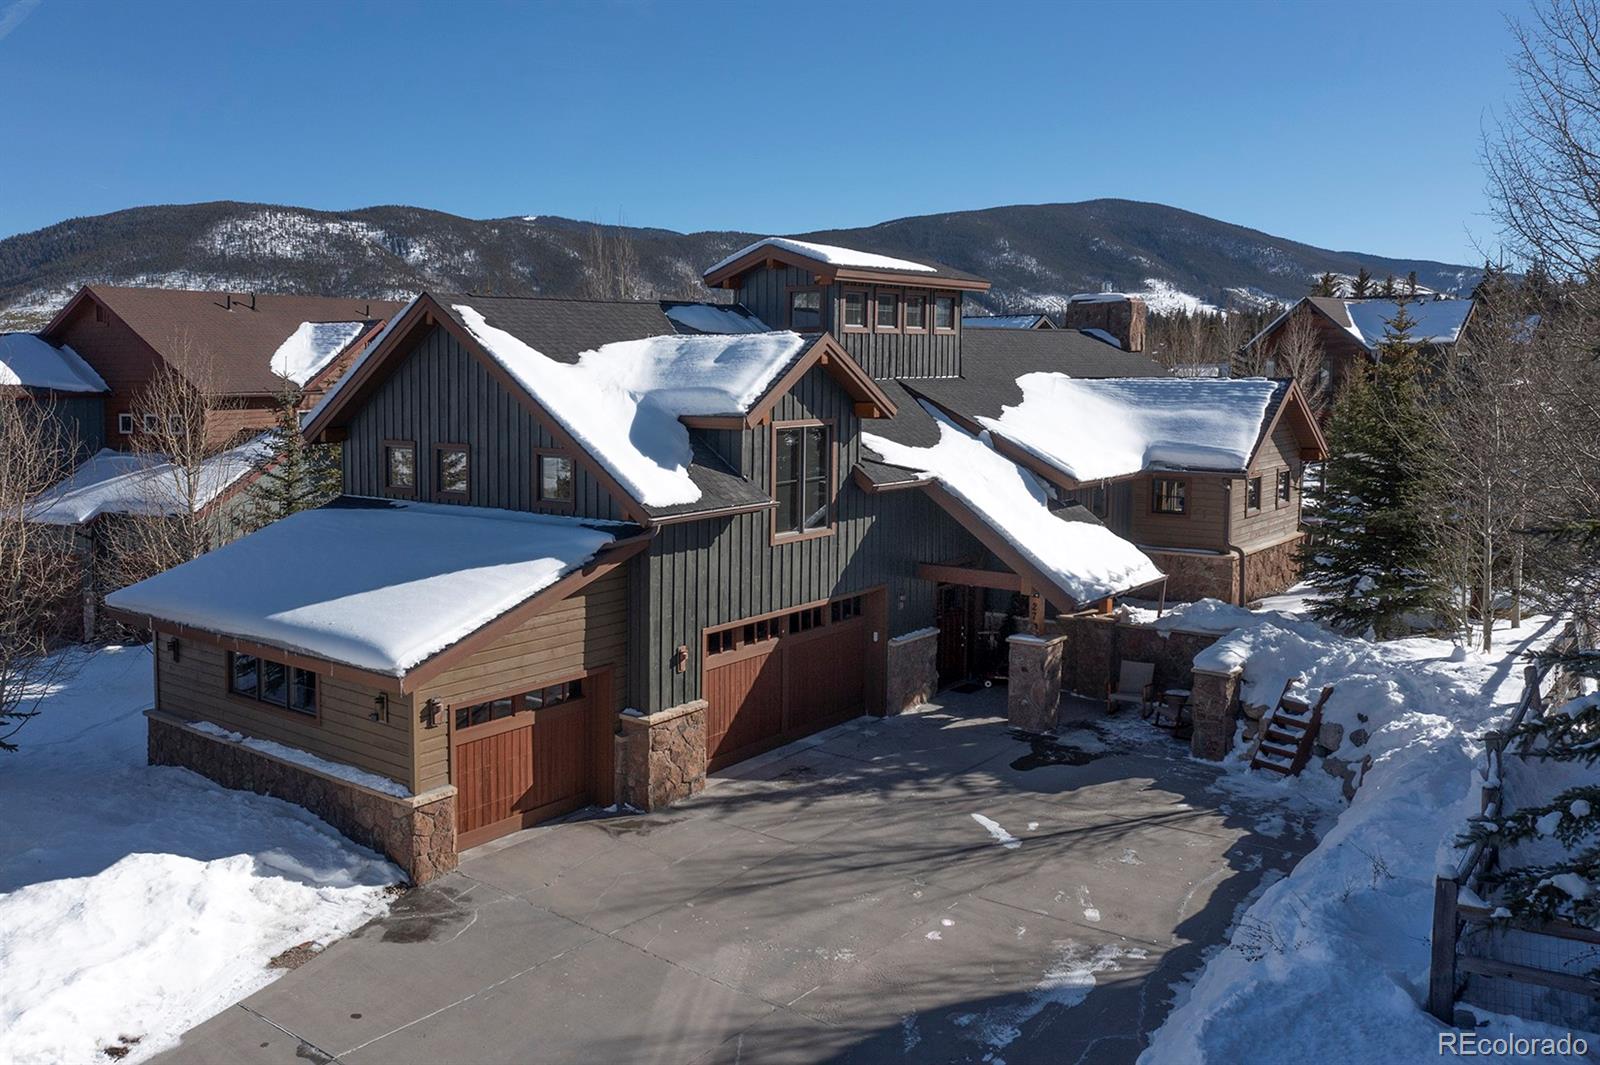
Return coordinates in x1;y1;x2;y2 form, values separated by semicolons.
1118;848;1143;865
971;813;1022;849
956;943;1147;1052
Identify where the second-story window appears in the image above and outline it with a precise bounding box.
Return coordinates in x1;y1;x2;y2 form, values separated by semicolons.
875;291;899;331
1277;469;1292;505
436;444;469;500
905;294;927;331
774;424;831;536
538;452;575;505
1246;476;1262;513
933;295;957;331
1152;477;1187;515
789;289;822;331
385;441;416;493
841;291;868;331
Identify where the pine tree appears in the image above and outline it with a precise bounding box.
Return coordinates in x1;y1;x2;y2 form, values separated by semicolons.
1380;274;1397;299
1350;266;1374;298
1405;270;1419;296
1305;300;1442;638
248;387;340;527
1310;272;1340;297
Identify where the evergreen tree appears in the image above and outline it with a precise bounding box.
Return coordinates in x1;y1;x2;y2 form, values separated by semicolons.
1304;300;1442;638
1310;272;1341;297
1350;266;1374;298
1380;274;1397;299
1405;270;1419;296
248;387;340;527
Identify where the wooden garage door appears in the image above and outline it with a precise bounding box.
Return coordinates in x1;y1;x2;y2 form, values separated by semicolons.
703;595;869;771
452;676;602;849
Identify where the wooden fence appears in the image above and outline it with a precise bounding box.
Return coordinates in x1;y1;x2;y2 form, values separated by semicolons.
1427;621;1600;1025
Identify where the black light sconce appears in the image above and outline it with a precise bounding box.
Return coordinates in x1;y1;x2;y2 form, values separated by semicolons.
166;637;180;663
370;692;389;723
421;699;442;729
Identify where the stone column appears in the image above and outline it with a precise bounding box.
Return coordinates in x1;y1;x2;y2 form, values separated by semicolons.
885;627;938;715
1007;634;1067;733
616;700;708;811
1188;666;1242;760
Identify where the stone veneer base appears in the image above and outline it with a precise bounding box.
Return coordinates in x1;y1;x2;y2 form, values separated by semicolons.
1007;634;1067;733
885;627;939;715
616;700;707;811
1188;668;1243;761
146;710;458;883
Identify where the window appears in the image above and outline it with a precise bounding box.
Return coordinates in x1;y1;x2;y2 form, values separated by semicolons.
1246;476;1263;512
789;289;822;331
904;294;927;331
874;291;899;331
385;442;416;493
538;452;575;504
94;303;108;325
143;413;160;433
933;295;957;331
1152;477;1187;515
455;697;516;731
829;595;863;623
453;679;583;731
1091;483;1107;518
1277;470;1292;506
436;445;469;499
774;424;831;536
228;652;316;716
841;291;868;330
117;412;135;435
788;605;824;632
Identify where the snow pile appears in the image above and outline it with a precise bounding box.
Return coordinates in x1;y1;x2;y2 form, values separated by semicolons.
1142;613;1597;1061
188;721;409;797
0;646;399;1065
706;236;936;275
0;333;108;392
28;436;272;525
269;320;368;385
663;303;769;335
105;500;618;676
455;304;808;506
862;407;1163;603
978;375;1279;481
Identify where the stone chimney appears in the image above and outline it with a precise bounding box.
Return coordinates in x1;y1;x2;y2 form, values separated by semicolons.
1064;292;1147;353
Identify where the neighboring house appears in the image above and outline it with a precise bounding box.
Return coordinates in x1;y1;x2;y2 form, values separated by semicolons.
962;313;1056;330
1243;295;1474;396
101;238;1318;879
0;331;110;454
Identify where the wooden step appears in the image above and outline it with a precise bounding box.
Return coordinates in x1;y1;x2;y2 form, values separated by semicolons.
1257;743;1298;761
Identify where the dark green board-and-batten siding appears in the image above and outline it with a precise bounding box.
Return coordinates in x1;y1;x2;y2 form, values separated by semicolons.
341;325;626;521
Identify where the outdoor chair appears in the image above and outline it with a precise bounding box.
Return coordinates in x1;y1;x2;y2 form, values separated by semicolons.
1107;660;1156;716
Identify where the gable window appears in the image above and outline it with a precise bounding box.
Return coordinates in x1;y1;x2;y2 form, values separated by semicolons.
904;294;927;332
384;441;416;494
1277;469;1292;506
774;423;831;537
874;291;899;331
229;652;317;716
1246;476;1262;513
789;289;822;332
933;294;957;331
537;451;575;505
841;291;868;331
436;444;469;500
1152;477;1187;515
94;303;108;325
117;412;135;435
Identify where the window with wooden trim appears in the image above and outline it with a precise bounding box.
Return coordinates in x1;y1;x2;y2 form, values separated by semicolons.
143;413;160;433
904;294;927;331
1277;469;1292;506
537;452;575;504
841;291;868;331
228;652;317;716
1151;477;1187;515
117;412;135;435
774;424;831;536
874;291;899;331
788;289;822;331
435;444;469;499
1246;476;1262;513
933;295;957;331
829;595;863;623
384;441;416;492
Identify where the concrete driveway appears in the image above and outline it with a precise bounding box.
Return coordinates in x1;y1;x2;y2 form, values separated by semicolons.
155;689;1315;1064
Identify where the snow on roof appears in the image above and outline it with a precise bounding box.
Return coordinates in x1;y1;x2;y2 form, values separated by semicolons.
706;237;937;277
976;375;1280;482
1342;298;1471;349
270;321;370;386
963;315;1046;330
28;437;271;525
663;303;770;335
1080;328;1122;348
0;333;109;393
453;304;808;507
1069;292;1134;304
104;501;619;676
862;406;1163;604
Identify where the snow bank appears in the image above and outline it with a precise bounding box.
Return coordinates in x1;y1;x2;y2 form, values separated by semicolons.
188;721;409;797
862;406;1163;603
27;436;271;525
0;333;108;393
0;646;398;1065
269;320;368;385
977;375;1279;482
455;304;807;507
663;303;769;334
105;500;617;676
706;236;936;275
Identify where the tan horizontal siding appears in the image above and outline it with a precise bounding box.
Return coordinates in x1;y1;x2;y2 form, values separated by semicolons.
1236;421;1303;548
1130;473;1228;551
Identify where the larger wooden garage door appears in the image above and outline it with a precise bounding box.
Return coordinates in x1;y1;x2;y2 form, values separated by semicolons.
703;595;870;771
451;675;607;849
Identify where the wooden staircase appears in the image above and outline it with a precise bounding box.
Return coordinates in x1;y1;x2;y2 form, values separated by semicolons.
1250;681;1335;776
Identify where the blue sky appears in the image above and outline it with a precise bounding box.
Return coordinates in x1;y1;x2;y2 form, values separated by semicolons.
0;0;1529;264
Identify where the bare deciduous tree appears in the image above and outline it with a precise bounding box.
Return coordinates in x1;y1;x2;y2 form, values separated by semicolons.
1269;307;1329;413
580;224;648;300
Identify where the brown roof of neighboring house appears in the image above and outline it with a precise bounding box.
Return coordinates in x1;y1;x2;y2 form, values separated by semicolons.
42;286;407;396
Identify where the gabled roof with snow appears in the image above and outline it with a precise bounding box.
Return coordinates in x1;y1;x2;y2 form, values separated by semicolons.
1249;296;1473;353
708;237;937;276
703;237;990;289
104;499;622;677
976;376;1286;482
962;314;1055;330
0;333;109;393
862;405;1163;605
28;436;271;525
269;321;371;385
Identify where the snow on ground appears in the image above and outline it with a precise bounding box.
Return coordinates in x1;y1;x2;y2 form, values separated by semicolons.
269;320;369;385
1140;609;1597;1063
0;646;399;1065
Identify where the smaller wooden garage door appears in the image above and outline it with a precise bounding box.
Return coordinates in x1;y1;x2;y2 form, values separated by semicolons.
451;673;608;849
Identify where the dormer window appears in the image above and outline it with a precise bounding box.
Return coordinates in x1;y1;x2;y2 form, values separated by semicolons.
788;289;822;332
874;292;899;332
933;295;957;332
841;291;868;331
905;295;927;332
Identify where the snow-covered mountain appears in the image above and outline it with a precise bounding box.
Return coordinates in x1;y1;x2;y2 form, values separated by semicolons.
0;199;1481;330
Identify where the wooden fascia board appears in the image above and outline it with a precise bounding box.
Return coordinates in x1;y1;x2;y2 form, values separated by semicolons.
915;563;1023;592
702;247;823;289
300;318;390;395
851;466;929;494
918;481;1082;614
743;334;897;427
648;499;776;525
701;246;990;293
831;267;990;292
399;532;654;693
1246;380;1327;468
37;285;98;341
